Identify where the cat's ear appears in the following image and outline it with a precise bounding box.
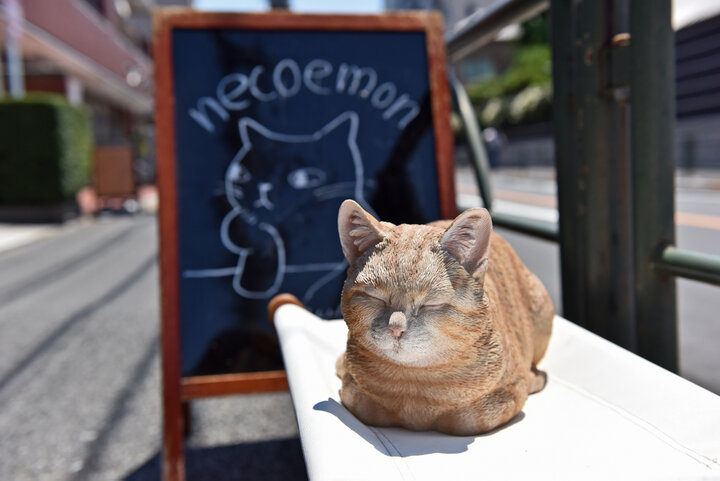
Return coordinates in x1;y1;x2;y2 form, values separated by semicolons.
440;208;493;282
338;200;389;264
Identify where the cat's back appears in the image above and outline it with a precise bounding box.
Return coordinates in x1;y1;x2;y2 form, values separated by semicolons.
484;232;553;364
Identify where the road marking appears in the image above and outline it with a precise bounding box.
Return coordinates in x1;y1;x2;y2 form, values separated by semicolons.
456;187;720;231
494;189;557;208
675;212;720;230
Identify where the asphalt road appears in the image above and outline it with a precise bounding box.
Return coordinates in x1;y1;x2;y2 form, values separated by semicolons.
457;167;720;395
0;215;306;481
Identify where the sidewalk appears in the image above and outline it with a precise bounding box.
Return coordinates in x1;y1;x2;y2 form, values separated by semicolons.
0;186;159;256
0;219;90;255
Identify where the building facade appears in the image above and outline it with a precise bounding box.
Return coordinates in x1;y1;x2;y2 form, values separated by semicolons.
0;0;169;186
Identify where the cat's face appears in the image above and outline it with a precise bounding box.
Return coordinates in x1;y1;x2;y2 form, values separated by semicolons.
338;200;493;367
225;113;363;226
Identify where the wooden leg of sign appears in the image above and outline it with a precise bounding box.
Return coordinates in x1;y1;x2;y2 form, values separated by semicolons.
162;380;185;481
161;292;185;480
162;376;185;481
182;401;192;437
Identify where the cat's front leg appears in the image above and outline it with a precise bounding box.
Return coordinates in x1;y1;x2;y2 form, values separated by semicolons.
529;365;547;394
335;352;347;379
435;379;529;435
339;374;397;428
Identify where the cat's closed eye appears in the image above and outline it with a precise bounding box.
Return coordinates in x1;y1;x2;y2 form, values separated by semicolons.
353;290;387;306
420;302;448;312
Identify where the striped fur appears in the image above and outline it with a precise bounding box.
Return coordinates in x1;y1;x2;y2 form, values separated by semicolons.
336;200;554;435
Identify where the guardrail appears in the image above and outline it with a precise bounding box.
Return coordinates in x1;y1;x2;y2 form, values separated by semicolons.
448;0;720;370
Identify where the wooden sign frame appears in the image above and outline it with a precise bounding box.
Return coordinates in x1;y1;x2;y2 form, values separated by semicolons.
153;9;455;480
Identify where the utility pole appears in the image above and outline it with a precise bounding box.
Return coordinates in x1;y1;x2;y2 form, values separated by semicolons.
4;0;25;98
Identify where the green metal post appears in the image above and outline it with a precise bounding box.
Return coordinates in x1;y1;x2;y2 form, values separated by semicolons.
550;0;637;348
630;0;678;371
451;73;493;212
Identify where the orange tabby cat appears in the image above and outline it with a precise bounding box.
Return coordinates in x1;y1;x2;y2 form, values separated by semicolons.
336;200;553;435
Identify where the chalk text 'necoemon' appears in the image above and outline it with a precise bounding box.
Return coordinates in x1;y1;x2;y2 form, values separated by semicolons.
188;58;421;133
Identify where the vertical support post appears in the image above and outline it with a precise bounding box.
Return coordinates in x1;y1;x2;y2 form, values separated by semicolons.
450;72;493;211
4;0;25;99
154;12;186;480
0;40;5;96
630;0;678;371
551;0;637;349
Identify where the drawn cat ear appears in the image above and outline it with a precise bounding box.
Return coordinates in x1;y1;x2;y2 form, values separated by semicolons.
338;199;390;264
238;117;272;147
440;208;493;282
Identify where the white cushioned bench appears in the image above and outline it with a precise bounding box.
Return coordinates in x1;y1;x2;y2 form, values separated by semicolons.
271;301;720;480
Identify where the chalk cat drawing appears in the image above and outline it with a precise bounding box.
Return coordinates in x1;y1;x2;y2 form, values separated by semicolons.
184;111;371;309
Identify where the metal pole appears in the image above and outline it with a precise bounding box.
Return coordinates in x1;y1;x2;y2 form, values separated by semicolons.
550;0;636;346
630;0;678;371
4;0;25;99
447;0;549;62
450;72;493;212
0;45;5;96
657;247;720;287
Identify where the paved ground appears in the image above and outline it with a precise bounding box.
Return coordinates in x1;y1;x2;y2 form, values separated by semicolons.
0;215;306;481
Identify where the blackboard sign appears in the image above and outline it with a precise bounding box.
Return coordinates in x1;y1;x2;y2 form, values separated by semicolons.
155;11;454;480
156;10;454;390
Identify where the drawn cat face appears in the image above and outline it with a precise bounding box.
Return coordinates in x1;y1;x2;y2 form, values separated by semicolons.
338;200;493;367
220;112;368;302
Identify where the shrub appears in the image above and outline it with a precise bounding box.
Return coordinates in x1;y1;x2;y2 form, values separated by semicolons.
467;44;552;128
0;94;92;204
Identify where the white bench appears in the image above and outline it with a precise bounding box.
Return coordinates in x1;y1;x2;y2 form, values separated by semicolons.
271;301;720;480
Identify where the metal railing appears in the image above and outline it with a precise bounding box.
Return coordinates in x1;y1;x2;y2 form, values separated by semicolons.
447;0;720;371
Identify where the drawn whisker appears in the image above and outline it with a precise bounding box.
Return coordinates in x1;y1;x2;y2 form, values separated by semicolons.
315;185;353;196
302;262;348;305
285;262;346;273
315;192;351;202
314;186;356;201
313;182;356;197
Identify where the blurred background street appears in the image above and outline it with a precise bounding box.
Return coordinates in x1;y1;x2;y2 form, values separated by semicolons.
1;0;720;479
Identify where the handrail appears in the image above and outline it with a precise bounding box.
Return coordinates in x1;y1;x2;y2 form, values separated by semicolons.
446;0;549;61
492;212;558;242
657;246;720;286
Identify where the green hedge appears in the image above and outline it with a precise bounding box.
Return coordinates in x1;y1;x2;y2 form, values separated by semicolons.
0;95;92;204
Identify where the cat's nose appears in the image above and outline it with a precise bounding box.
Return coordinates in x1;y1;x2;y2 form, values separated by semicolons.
253;182;274;210
388;311;407;339
389;325;406;339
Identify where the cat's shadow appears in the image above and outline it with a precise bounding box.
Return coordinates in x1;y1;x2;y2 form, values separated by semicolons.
313;398;524;457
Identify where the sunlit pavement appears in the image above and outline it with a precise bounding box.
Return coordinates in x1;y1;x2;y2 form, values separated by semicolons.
0;215;306;481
